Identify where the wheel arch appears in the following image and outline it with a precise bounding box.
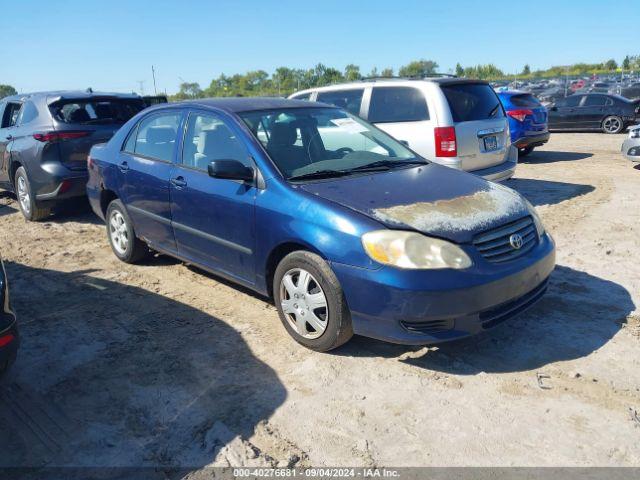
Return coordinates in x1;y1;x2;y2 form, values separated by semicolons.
264;241;327;298
100;189;119;217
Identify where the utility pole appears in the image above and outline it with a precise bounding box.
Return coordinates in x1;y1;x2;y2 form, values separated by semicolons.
137;80;145;96
151;66;158;95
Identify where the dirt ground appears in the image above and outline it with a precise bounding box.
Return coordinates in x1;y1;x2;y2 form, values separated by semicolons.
0;133;639;472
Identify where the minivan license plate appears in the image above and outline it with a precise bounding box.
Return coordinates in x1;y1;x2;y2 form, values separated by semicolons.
484;136;498;151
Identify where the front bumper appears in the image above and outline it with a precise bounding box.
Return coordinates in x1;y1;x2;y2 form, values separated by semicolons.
622;137;640;163
332;234;555;345
513;131;550;150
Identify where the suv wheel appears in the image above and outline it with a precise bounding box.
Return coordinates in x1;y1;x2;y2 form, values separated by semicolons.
274;251;353;352
602;116;623;134
14;167;51;221
518;146;534;157
106;199;149;263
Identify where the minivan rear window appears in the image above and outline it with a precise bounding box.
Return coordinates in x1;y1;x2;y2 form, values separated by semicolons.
50;98;145;125
510;94;542;108
441;83;505;122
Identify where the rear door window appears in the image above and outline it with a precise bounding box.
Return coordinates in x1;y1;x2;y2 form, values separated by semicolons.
317;89;364;115
368;87;429;123
510;94;542;108
17;101;39;125
583;95;607;107
50;98;145;125
441;83;505;122
131;112;182;162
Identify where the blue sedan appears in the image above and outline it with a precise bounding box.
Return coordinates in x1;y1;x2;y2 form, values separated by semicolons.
498;90;550;157
87;98;555;351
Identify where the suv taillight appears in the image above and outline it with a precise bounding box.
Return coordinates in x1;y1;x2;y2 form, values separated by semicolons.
507;109;533;122
33;131;91;142
434;126;457;157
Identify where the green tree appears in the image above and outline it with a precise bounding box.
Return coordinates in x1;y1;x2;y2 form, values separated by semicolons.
398;59;438;78
521;64;531;75
604;59;618;70
455;63;464;77
344;64;362;81
380;68;394;78
0;84;17;99
622;56;631;70
174;82;203;100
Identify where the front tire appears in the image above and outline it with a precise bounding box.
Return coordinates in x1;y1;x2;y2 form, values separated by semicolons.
14;167;51;221
602;116;624;134
106;199;149;263
274;251;353;352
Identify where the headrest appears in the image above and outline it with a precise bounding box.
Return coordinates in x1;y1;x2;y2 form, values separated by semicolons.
69;108;90;123
146;126;176;144
268;122;296;147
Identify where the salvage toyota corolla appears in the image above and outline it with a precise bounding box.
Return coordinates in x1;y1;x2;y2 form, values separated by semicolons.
87;98;555;351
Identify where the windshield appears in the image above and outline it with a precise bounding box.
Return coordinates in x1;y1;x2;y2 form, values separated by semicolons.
240;107;421;180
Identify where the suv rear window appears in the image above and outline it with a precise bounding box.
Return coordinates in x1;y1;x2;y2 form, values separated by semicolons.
510;94;541;108
368;87;429;123
50;98;145;125
441;83;504;122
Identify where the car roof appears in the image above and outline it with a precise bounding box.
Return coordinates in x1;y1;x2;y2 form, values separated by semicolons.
177;97;335;113
2;90;142;102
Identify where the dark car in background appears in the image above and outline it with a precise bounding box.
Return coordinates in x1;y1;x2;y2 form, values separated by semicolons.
498;91;549;157
0;257;18;377
548;93;640;134
0;91;146;220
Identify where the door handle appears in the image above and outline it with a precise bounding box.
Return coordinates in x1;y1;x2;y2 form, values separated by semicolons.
5;135;13;141
170;176;187;188
119;161;129;172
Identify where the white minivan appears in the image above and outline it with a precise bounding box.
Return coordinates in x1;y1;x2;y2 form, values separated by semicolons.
289;78;517;182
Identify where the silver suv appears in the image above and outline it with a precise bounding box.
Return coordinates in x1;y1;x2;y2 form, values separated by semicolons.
289;78;517;182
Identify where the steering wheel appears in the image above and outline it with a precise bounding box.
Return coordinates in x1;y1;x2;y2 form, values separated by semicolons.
335;147;354;157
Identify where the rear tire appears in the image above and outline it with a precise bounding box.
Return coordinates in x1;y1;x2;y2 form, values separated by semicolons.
14;167;51;221
274;251;353;352
106;199;149;263
518;146;534;157
602;116;624;134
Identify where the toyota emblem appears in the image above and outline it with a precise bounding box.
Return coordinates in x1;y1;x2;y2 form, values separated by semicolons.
509;233;524;250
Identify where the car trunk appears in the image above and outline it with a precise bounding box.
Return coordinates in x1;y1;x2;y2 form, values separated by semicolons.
48;96;145;171
440;82;510;172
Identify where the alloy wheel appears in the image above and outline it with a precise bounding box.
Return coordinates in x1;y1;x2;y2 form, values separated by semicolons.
279;268;329;339
109;210;129;255
603;117;621;133
16;176;31;215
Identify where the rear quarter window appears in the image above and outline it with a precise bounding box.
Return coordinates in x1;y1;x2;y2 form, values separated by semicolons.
510;94;541;108
368;87;429;123
441;83;505;122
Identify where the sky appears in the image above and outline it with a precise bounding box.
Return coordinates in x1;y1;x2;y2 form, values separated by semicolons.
2;0;637;95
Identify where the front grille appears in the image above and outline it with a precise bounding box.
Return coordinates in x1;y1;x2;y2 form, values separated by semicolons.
479;277;549;329
473;216;538;263
400;319;454;334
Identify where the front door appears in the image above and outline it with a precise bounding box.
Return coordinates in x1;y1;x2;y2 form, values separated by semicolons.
170;110;257;284
119;109;184;254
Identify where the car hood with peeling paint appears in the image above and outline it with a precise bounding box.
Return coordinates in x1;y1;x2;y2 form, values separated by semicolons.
298;163;530;244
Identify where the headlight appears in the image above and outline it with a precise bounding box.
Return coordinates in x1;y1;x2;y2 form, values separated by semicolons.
362;230;472;270
522;198;545;236
630;128;640;139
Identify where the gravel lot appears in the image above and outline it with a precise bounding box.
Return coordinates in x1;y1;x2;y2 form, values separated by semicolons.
0;133;638;471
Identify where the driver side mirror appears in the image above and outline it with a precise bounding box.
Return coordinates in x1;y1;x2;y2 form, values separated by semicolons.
208;160;254;182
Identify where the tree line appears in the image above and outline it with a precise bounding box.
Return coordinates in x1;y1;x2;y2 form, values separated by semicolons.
2;56;640;101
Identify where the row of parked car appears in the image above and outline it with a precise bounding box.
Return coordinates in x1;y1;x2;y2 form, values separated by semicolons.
4;70;638;368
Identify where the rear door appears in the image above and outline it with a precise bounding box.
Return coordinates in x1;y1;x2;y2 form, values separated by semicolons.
579;95;608;128
440;82;509;171
0;102;23;187
49;96;146;171
170;109;257;283
364;86;433;157
118;109;184;254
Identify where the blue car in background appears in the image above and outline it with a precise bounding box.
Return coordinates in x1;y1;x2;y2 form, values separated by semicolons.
87;98;555;351
498;91;550;157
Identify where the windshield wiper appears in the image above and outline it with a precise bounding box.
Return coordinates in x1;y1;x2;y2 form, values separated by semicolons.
347;159;427;172
288;169;351;181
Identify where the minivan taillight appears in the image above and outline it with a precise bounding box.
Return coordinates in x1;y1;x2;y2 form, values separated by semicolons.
434;126;457;157
506;109;533;122
33;131;91;142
